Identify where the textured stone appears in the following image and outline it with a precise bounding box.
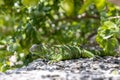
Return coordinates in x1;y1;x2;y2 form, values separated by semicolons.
0;56;120;80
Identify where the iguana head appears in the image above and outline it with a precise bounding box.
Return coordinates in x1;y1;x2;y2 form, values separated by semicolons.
29;44;45;55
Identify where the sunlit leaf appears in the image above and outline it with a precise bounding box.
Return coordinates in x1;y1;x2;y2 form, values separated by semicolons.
79;0;93;14
0;19;4;26
61;0;74;16
22;0;39;7
94;0;105;10
0;0;4;6
79;0;105;14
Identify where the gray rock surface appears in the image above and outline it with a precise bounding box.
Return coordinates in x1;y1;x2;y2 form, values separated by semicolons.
0;56;120;80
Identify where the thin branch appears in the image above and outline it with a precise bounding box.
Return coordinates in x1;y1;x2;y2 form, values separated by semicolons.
54;13;100;23
108;16;120;20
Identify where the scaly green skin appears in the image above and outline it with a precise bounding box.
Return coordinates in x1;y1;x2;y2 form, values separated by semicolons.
29;44;110;63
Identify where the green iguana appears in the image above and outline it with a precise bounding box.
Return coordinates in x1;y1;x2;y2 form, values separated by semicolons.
29;44;107;63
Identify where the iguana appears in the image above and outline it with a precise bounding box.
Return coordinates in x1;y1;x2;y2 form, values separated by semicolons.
29;44;116;63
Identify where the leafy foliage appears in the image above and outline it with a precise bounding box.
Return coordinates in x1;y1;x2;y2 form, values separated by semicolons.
0;0;120;72
96;21;120;55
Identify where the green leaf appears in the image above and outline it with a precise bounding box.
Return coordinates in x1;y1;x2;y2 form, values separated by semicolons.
79;0;93;14
0;0;4;6
79;0;105;14
61;0;74;16
96;21;119;55
22;0;39;7
94;0;106;10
